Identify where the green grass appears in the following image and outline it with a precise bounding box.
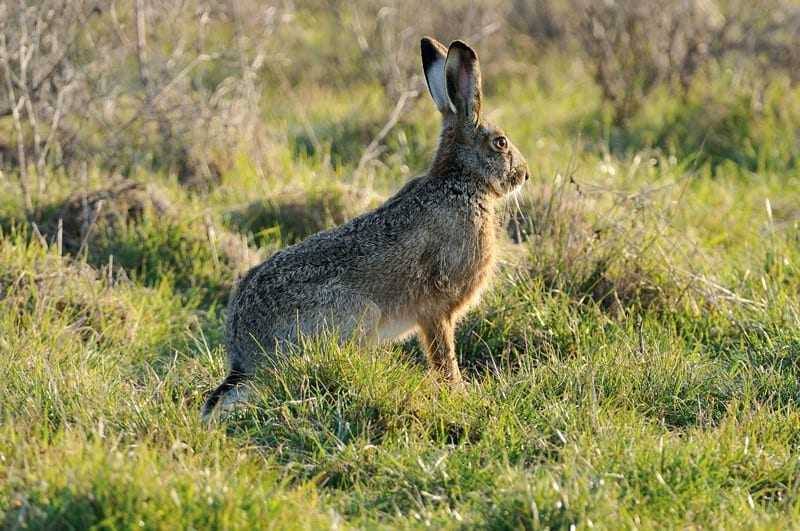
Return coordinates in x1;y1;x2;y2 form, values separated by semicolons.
3;26;800;531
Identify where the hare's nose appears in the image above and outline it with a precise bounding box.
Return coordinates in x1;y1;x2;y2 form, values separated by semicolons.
524;169;530;181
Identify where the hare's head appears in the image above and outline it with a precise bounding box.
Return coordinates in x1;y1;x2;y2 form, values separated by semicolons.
422;37;529;198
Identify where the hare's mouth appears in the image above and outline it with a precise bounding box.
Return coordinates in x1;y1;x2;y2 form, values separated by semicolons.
509;169;528;190
491;171;526;198
498;179;524;201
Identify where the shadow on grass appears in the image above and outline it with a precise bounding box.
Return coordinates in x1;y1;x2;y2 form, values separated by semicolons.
2;491;112;530
221;345;491;478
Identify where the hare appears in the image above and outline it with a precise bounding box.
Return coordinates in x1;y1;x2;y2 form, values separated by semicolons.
202;37;529;419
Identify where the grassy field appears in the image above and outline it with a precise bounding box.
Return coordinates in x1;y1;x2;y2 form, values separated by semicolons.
2;2;800;529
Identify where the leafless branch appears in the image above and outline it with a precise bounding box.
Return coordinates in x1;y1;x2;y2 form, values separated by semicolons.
0;30;31;213
355;89;418;177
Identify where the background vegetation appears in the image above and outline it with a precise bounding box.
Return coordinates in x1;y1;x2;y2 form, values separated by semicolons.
2;0;800;528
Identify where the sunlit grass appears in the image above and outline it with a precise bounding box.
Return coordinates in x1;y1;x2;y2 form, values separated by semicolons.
3;40;800;529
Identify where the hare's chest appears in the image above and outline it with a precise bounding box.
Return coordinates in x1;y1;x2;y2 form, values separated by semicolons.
436;217;497;316
454;240;495;314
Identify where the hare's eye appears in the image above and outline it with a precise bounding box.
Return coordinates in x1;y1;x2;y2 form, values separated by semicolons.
493;136;508;152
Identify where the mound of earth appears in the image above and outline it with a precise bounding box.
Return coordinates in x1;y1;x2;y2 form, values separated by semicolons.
33;180;261;276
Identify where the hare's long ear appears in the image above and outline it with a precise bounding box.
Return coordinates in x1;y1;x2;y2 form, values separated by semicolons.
445;40;482;125
421;37;452;114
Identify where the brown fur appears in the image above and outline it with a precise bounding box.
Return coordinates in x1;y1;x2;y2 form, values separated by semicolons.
202;37;529;419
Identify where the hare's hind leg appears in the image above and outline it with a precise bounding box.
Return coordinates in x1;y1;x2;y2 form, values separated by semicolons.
419;317;463;385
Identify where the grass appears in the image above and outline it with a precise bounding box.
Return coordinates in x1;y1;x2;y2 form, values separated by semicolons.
3;29;800;531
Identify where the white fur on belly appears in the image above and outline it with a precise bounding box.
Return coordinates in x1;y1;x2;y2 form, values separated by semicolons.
378;317;417;342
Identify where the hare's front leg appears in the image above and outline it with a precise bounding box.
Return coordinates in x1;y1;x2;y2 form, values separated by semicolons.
419;317;463;386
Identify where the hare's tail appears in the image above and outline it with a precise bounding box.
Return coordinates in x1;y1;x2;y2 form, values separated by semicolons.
201;368;247;421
